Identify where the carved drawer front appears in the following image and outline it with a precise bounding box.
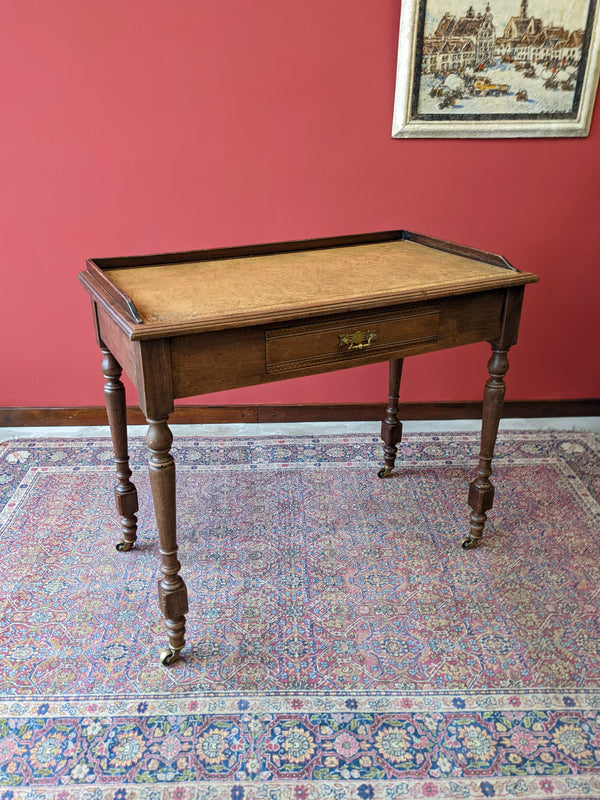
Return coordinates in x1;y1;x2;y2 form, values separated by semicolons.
265;305;440;374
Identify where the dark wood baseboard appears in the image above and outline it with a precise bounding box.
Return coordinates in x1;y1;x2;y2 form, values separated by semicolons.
1;399;599;427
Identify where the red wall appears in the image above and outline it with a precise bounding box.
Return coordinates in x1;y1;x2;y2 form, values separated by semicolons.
2;0;599;409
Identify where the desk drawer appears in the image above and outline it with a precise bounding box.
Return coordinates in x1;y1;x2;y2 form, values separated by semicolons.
265;305;440;374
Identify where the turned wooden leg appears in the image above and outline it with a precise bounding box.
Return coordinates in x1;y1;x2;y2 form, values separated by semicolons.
463;346;510;549
146;417;188;665
101;346;139;551
378;358;404;479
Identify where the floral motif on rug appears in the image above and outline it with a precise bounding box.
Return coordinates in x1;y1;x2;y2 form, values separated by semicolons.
0;430;599;799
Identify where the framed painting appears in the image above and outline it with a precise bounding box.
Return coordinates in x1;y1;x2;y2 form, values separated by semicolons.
392;0;600;136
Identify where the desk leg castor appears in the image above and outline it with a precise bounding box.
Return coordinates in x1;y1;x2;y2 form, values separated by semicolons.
379;358;403;481
101;346;139;552
464;346;510;550
160;646;182;666
147;417;189;669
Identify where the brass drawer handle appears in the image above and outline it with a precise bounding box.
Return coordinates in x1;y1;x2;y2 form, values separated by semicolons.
338;329;377;351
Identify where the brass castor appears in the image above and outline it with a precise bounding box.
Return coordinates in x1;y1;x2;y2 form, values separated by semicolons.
377;466;394;479
159;647;182;666
116;540;134;552
461;537;478;550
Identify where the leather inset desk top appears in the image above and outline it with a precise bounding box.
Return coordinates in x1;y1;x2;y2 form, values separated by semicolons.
102;239;537;334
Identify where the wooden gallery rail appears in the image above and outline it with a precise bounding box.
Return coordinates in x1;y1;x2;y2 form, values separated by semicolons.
79;230;538;664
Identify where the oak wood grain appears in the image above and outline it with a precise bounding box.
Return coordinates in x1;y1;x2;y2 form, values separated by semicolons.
76;229;539;662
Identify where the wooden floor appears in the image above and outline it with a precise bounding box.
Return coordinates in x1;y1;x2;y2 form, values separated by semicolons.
1;417;599;443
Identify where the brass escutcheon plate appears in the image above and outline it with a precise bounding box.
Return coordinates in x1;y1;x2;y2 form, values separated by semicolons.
338;329;377;351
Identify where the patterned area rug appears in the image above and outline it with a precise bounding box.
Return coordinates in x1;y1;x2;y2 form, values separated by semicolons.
1;430;599;799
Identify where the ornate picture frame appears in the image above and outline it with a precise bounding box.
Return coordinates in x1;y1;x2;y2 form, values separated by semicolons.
392;0;600;137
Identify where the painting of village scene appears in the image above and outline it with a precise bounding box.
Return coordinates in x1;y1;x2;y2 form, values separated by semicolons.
392;0;600;135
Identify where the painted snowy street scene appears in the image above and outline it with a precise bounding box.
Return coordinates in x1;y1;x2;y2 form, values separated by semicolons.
416;0;589;115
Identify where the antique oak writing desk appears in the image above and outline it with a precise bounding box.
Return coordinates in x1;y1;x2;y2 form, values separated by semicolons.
79;231;538;665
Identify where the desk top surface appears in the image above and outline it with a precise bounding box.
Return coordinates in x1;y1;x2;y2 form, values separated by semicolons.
81;233;538;339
